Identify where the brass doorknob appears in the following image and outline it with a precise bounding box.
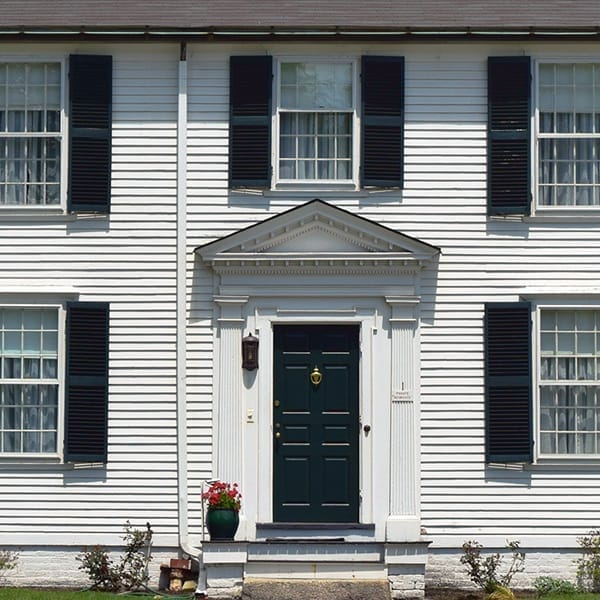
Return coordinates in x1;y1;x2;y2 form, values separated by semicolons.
310;366;322;386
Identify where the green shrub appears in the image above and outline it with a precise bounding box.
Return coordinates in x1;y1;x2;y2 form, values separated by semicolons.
577;529;600;592
533;576;578;596
0;549;19;582
77;521;153;592
460;540;525;595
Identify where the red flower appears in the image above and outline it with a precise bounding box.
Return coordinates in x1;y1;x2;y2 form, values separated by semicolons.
202;481;242;512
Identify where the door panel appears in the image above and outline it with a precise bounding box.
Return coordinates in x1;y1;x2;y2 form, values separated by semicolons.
273;324;359;523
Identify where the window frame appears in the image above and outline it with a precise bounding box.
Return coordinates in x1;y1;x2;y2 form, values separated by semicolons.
534;58;600;214
0;57;67;214
0;301;65;460
272;56;360;190
534;302;600;461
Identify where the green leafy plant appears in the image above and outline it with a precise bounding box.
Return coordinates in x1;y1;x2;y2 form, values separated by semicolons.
577;529;600;591
460;540;526;597
0;549;19;583
533;575;578;596
202;481;242;511
77;521;153;592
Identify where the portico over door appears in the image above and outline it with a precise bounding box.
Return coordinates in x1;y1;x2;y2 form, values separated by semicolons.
196;199;440;540
273;324;359;523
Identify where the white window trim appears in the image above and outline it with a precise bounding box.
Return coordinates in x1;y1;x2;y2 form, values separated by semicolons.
0;300;67;462
271;56;360;191
532;299;600;463
532;58;600;217
0;56;68;215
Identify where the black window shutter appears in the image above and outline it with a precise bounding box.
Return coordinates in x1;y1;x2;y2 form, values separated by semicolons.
484;303;533;462
488;56;531;215
229;56;272;187
68;55;112;213
64;302;110;462
361;56;404;187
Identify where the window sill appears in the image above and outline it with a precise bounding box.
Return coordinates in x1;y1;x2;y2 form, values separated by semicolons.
526;207;600;223
0;455;66;467
231;188;402;200
0;207;77;221
529;456;600;469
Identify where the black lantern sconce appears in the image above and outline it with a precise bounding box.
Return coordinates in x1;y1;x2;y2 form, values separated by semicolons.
242;332;259;371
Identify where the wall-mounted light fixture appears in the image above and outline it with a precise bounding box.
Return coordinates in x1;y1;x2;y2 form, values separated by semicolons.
242;332;259;371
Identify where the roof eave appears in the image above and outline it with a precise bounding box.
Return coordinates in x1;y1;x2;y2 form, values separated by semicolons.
1;25;600;42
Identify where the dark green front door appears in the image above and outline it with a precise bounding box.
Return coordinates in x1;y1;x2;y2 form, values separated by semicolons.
273;324;359;523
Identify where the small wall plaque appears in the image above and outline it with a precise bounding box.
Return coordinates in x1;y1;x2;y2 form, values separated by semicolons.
392;390;412;403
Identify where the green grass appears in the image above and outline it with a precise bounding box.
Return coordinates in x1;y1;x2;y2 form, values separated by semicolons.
0;590;156;600
540;595;600;600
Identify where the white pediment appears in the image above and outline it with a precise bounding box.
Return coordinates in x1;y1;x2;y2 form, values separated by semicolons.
196;199;439;274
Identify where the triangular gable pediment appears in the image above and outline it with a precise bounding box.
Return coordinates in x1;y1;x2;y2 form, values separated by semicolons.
196;199;439;273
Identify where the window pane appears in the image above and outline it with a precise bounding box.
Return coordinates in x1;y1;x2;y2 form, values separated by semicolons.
297;160;315;179
541;332;556;353
41;431;56;453
23;358;40;378
279;160;296;179
280;113;296;135
3;431;20;452
23;431;40;452
578;333;595;354
337;160;351;179
317;161;335;179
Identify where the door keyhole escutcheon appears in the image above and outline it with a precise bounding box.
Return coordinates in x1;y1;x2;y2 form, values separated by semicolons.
310;366;322;386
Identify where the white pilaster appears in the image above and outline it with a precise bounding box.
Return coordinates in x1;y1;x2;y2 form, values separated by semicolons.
214;296;248;487
385;296;421;541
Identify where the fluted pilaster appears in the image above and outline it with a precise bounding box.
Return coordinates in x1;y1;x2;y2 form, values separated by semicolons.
214;296;248;486
386;296;420;540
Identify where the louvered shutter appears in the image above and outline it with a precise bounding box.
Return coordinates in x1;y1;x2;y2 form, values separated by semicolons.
229;56;272;187
68;55;112;213
361;56;404;187
484;303;533;462
488;57;531;215
64;302;110;462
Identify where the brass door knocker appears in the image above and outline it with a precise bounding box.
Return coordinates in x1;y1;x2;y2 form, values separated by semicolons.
310;366;322;386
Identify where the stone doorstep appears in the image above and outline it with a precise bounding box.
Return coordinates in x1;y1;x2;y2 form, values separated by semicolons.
241;578;392;600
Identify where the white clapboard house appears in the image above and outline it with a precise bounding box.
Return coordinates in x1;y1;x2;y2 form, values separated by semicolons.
2;1;600;596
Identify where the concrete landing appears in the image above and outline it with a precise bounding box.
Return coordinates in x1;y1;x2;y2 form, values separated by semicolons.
241;579;391;600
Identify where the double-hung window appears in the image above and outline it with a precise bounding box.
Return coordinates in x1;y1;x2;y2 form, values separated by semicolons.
539;308;600;455
538;63;600;208
0;62;63;207
277;61;355;184
0;307;59;454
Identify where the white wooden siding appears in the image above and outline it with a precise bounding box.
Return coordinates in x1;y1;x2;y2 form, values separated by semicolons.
185;41;600;546
0;43;179;545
